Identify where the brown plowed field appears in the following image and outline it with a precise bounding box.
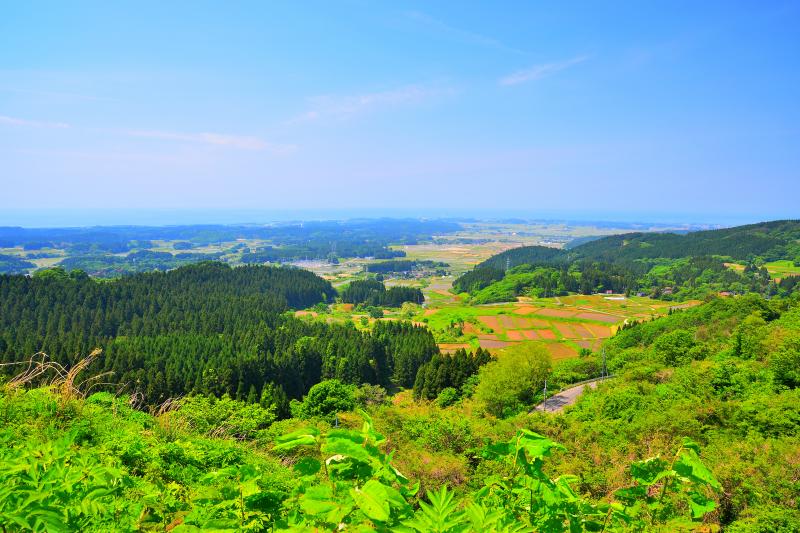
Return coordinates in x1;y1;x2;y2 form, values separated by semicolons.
585;324;613;338
575;312;621;323
480;339;515;349
478;316;502;330
513;317;549;328
546;343;578;360
554;323;577;338
536;308;576;318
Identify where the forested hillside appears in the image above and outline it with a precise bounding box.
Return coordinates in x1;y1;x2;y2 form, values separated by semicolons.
0;263;438;404
339;279;424;307
2;292;798;531
454;220;800;301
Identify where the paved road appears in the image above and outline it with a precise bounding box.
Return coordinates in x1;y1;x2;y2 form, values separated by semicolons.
532;377;611;413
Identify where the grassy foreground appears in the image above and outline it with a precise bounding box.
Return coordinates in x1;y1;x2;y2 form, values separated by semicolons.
1;293;799;531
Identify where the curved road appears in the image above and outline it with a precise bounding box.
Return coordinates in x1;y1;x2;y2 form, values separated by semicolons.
532;377;612;413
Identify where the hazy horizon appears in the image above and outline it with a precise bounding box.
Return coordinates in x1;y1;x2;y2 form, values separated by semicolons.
0;207;793;229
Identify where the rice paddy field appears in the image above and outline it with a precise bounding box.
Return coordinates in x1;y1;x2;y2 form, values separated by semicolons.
417;293;701;360
763;259;800;279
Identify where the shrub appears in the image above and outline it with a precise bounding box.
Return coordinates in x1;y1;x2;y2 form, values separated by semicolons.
653;329;696;366
474;343;551;417
292;379;356;421
435;387;459;408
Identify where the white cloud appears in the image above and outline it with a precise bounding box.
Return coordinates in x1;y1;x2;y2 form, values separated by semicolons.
0;114;70;128
405;11;523;54
289;83;454;124
128;129;296;153
500;55;590;86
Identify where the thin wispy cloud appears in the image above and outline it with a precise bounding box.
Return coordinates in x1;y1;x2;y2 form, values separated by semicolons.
0;114;70;129
405;11;523;54
500;55;590;86
289;83;455;124
128;130;296;153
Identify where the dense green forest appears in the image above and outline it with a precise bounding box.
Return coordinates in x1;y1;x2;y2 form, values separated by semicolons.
0;263;438;405
455;220;800;301
2;291;798;530
339;279;425;307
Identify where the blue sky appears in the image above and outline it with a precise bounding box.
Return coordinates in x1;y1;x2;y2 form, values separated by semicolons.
1;1;798;223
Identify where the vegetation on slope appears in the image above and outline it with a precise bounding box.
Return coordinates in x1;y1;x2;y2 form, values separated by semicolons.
0;263;438;404
2;292;798;530
454;220;800;301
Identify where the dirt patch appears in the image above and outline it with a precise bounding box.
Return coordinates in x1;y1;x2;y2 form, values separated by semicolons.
514;306;539;315
479;339;515;349
438;342;470;353
423;309;438;316
536;308;576;318
506;330;526;341
545;343;579;360
295;311;318;318
554;323;577;338
341;304;354;312
513;317;549;329
478;316;502;331
570;324;593;338
477;334;499;340
537;329;556;340
522;330;540;340
575;312;621;323
585;324;613;338
498;315;516;329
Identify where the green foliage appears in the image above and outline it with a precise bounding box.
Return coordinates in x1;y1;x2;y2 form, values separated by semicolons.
474;343;551;417
770;332;800;388
0;431;131;532
292;379;357;421
413;347;492;401
435;387;459;408
175;395;276;439
652;328;696;366
340;278;424;307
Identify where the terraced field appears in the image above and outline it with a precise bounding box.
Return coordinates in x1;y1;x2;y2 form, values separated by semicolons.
419;293;700;359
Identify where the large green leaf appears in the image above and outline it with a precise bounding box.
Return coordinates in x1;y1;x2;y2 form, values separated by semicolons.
687;490;717;519
515;430;566;460
323;430;382;466
293;457;322;477
350;480;391;522
273;428;320;452
629;457;672;486
674;449;721;490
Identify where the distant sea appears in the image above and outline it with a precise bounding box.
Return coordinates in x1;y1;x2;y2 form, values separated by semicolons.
0;208;784;228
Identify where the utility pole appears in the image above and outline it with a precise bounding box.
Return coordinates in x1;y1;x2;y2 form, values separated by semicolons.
602;347;607;378
542;379;547;411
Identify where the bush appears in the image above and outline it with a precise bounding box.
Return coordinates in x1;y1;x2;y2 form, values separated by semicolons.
770;333;800;389
175;395;276;439
474;343;551;417
435;387;459;408
653;329;696;366
292;379;356;421
355;384;388;407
